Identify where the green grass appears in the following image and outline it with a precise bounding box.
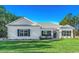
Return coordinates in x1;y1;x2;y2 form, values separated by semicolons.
0;38;79;52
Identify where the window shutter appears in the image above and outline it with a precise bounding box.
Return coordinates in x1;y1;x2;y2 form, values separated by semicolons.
28;29;30;36
17;29;19;36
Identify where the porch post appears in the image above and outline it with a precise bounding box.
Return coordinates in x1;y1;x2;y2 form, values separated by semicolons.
51;30;53;39
71;30;73;38
59;30;62;39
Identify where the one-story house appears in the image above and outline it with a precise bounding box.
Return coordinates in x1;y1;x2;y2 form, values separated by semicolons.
6;17;74;40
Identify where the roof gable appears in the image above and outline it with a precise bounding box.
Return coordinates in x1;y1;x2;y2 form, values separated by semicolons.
59;25;75;29
6;17;35;26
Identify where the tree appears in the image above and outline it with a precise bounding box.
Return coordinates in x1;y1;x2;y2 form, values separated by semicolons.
59;13;79;26
0;6;21;37
60;13;73;25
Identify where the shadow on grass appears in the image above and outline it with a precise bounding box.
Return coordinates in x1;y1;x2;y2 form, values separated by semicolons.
0;43;52;50
0;40;50;43
0;40;54;45
0;39;62;51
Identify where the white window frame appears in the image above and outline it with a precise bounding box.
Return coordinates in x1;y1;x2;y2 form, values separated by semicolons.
17;29;30;36
62;31;71;36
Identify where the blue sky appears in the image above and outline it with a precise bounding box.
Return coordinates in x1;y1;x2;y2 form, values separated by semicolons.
4;5;79;24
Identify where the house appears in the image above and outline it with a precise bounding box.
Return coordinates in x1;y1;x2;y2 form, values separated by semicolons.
6;17;75;40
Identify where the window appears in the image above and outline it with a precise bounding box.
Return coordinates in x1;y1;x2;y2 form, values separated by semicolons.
17;29;30;36
42;31;51;36
62;31;71;36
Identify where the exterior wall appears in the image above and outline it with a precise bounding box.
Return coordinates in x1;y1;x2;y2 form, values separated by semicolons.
54;30;59;39
7;26;74;39
40;28;53;38
7;26;41;39
40;28;59;39
59;29;74;38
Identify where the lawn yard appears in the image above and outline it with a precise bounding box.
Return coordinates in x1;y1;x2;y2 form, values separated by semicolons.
0;38;79;53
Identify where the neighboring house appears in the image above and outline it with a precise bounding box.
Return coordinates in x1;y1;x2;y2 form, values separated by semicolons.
6;17;74;39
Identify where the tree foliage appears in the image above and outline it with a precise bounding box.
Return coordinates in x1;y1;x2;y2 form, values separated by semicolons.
59;13;79;27
0;6;21;37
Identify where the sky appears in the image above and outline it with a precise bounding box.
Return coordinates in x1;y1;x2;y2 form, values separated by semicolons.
4;5;79;24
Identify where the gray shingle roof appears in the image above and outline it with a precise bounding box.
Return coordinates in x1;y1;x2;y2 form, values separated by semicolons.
38;22;59;29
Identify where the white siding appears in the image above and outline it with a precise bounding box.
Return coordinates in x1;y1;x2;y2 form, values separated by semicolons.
7;17;34;26
58;25;74;38
59;29;73;38
7;26;41;39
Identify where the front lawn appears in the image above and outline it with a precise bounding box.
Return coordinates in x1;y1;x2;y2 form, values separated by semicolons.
0;38;79;52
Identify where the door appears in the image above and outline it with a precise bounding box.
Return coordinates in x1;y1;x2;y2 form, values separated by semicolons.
53;32;57;38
